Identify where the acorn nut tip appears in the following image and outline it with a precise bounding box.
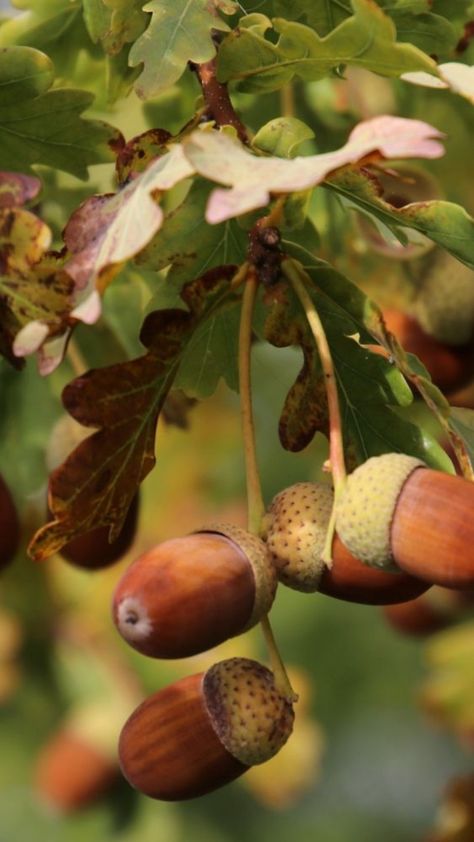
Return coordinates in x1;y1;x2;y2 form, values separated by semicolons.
335;454;425;570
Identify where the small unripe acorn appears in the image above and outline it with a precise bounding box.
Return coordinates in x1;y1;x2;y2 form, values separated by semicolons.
336;453;474;589
264;482;428;605
118;657;294;801
0;474;20;570
112;526;277;659
414;250;474;347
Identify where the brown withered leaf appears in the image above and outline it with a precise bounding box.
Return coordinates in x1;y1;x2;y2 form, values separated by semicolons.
28;266;239;561
263;282;328;451
0;172;42;208
0;208;68;368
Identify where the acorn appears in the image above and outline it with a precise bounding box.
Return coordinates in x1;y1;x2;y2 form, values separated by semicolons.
0;473;20;570
414;250;474;347
46;413;139;569
382;588;460;637
58;494;139;570
112;526;277;659
382;307;474;394
336;453;474;589
118;657;295;801
35;729;119;812
264;482;428;605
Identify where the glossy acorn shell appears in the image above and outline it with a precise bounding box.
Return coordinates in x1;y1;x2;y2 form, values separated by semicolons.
112;532;260;659
318;533;429;605
0;474;20;570
118;672;246;801
391;469;474;589
57;494;139;570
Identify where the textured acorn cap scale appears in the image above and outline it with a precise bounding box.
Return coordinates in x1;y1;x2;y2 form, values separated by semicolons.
197;524;277;630
203;658;294;766
263;483;334;592
335;454;425;570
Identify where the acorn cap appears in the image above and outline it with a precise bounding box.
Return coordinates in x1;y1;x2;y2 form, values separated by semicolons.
263;483;333;592
203;658;294;767
335;454;425;569
414;251;474;346
197;524;277;629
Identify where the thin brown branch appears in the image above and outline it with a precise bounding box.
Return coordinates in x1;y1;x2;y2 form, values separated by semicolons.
194;58;249;144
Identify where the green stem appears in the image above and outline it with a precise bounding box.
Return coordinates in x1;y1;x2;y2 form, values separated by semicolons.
238;269;265;535
282;258;347;562
238;268;296;702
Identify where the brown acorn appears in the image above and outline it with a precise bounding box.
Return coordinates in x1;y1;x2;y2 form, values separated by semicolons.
46;413;139;569
112;526;277;659
35;729;119;812
264;482;428;605
118;658;294;801
382;588;459;637
336;453;474;589
382;307;474;394
0;474;20;570
58;494;139;570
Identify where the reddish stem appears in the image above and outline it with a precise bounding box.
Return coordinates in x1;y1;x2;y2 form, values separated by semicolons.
194;58;249;144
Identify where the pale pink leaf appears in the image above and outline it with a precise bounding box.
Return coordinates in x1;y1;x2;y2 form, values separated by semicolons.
64;144;195;312
402;64;474;104
183;116;445;223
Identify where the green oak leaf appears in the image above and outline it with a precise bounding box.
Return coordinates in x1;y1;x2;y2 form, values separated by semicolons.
0;0;98;83
28;267;242;559
326;167;474;269
449;408;474;468
252;117;315;158
83;0;148;55
137;178;247;288
0;47;119;178
129;0;230;99
217;0;437;93
266;247;450;470
272;0;456;57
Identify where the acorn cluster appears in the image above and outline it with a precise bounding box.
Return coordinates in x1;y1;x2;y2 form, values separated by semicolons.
108;452;474;802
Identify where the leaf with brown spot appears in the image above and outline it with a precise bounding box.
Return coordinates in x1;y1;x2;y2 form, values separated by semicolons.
265;244;451;468
264;284;328;451
62;144;195;321
0;208;69;368
115;128;172;183
28;266;241;561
